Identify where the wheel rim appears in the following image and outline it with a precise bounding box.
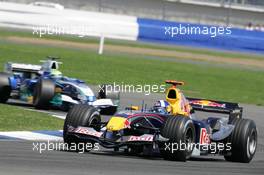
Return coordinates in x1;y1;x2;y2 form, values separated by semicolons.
89;116;100;131
33;83;41;105
185;128;194;152
247;129;257;156
90;118;98;125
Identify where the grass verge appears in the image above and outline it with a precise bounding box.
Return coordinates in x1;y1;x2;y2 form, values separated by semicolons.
0;40;263;105
1;27;263;61
0;104;63;131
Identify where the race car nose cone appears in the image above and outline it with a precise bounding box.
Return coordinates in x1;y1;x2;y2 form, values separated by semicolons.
106;117;127;131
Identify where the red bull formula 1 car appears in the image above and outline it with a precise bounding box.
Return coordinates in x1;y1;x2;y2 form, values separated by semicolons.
63;80;257;162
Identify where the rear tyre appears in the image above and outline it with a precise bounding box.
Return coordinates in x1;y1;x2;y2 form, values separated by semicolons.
33;79;55;109
63;105;101;152
224;118;257;163
160;115;195;161
0;72;11;103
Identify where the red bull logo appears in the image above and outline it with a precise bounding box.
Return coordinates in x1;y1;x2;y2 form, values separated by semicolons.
124;119;131;129
190;100;226;108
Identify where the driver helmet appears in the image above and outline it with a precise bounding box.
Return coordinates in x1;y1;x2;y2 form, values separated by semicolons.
153;100;170;114
50;69;62;79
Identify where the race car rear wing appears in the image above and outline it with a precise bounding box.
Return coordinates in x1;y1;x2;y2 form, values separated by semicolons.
187;97;243;118
4;62;41;73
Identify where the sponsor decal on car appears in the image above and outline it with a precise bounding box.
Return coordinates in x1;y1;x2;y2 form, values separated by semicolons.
73;127;103;137
128;134;153;142
199;128;210;145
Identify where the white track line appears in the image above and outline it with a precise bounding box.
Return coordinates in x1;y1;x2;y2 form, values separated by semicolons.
0;130;63;141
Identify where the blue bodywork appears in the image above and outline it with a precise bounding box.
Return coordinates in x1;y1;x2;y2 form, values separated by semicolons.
5;60;99;109
115;110;219;145
8;71;97;107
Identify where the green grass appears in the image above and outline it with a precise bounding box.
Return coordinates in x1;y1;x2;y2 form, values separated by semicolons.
0;40;263;106
0;104;63;131
1;27;263;61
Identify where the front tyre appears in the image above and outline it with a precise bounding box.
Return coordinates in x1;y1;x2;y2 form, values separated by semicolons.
160;115;195;161
63;105;101;152
98;84;120;100
224;118;257;163
98;84;120;114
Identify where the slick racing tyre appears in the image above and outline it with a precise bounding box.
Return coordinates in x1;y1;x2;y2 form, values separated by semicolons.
63;105;101;152
98;84;120;115
33;79;55;109
160;115;195;161
98;84;120;100
0;72;11;103
224;118;257;163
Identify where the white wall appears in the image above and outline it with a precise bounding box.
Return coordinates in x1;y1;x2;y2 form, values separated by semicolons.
0;2;139;40
3;0;264;28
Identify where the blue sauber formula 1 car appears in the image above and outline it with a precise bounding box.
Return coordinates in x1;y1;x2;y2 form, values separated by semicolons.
0;57;119;114
63;80;257;163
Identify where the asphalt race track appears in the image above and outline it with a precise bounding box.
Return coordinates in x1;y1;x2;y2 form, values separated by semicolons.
1;92;264;175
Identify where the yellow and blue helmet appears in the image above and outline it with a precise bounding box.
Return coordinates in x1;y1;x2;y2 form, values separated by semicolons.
153;100;170;114
50;69;62;78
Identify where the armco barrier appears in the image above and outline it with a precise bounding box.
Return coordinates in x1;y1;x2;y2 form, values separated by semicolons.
137;18;264;54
